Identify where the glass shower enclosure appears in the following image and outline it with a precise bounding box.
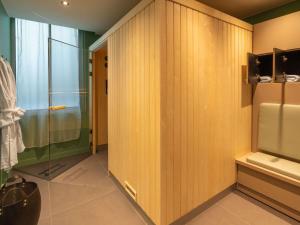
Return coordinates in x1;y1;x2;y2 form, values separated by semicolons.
16;38;91;180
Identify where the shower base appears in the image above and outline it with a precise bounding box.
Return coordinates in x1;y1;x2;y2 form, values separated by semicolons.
16;153;91;180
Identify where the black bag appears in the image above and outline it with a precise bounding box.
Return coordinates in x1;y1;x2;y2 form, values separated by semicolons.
0;175;41;225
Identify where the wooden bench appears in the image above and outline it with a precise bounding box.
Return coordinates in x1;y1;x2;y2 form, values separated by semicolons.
236;152;300;221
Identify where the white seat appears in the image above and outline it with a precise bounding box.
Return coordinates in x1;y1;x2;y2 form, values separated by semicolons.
246;152;300;180
258;103;300;161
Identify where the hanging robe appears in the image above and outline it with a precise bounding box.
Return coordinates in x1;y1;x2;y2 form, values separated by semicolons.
0;57;25;171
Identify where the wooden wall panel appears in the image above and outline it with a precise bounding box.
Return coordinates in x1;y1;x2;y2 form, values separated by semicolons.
253;11;300;54
107;1;160;224
103;0;252;224
94;49;108;146
161;1;253;224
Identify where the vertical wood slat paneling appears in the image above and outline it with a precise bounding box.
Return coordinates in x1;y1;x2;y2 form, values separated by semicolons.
165;1;174;222
107;2;160;224
192;9;199;207
92;51;97;154
173;3;182;219
186;7;194;212
105;1;252;224
94;49;108;146
180;5;188;214
149;2;156;218
162;1;252;224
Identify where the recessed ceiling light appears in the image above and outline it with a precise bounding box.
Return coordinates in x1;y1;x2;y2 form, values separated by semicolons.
61;0;70;6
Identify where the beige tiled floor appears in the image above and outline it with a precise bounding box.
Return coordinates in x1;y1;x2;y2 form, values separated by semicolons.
15;151;146;225
187;192;300;225
15;151;300;225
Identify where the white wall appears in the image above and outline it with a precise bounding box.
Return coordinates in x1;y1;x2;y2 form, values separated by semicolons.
253;11;300;54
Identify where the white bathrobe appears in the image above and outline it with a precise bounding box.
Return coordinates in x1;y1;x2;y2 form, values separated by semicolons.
0;57;25;171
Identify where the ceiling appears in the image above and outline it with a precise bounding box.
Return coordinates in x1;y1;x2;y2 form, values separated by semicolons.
1;0;296;35
198;0;295;19
1;0;140;34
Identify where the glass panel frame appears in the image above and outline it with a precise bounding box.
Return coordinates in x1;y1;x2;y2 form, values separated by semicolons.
48;38;91;180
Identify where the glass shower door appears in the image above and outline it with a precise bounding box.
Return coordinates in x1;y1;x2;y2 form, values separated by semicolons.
47;39;91;179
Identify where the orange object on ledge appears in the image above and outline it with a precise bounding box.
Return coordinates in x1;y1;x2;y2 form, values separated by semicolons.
49;105;66;111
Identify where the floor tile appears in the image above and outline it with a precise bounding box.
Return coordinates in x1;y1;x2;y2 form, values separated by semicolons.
216;191;300;225
52;155;110;187
49;180;115;215
51;190;146;225
14;151;299;225
187;203;250;225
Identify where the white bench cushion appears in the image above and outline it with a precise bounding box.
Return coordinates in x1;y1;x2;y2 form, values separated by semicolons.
258;103;300;161
247;152;300;180
258;103;280;154
281;104;300;161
